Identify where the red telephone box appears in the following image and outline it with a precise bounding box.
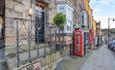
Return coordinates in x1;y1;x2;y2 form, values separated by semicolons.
89;29;94;49
73;28;84;57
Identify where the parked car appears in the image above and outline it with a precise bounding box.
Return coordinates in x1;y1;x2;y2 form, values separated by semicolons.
109;40;115;52
108;41;112;49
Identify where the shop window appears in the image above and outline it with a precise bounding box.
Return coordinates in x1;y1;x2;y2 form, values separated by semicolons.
82;15;84;25
67;20;72;31
59;6;65;13
67;25;69;31
57;4;65;14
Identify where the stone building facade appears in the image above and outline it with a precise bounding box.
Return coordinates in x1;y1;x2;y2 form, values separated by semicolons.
5;0;63;70
4;0;85;70
55;0;83;46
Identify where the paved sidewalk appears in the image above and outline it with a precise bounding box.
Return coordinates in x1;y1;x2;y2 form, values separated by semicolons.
55;49;93;70
80;45;115;70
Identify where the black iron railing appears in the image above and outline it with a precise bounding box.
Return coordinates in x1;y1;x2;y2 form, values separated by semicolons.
5;17;64;69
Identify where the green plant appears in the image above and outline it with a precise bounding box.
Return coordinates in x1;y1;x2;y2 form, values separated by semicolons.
53;13;66;29
53;12;66;45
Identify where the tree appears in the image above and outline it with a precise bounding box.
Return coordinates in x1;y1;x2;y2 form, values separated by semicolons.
53;13;66;47
53;13;66;30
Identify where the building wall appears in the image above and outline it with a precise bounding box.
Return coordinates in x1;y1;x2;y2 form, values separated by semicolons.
56;0;73;45
4;0;96;69
5;0;36;69
5;0;57;46
48;0;57;24
72;0;83;28
6;0;35;19
96;22;101;35
5;0;35;46
5;0;64;70
57;4;73;33
84;0;93;29
92;18;97;36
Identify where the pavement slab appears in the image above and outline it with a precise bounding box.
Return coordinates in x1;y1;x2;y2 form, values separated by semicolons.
55;49;93;70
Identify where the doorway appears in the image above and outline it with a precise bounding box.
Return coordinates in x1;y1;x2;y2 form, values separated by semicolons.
35;1;48;43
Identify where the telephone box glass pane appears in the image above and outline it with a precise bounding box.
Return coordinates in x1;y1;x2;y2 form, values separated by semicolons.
76;35;80;50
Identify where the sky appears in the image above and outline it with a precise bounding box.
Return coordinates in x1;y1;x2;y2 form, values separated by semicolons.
89;0;115;29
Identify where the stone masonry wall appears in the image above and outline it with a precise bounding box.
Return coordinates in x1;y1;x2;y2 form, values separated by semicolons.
5;0;64;70
5;0;35;46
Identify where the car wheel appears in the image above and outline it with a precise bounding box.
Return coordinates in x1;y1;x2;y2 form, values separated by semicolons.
111;47;113;50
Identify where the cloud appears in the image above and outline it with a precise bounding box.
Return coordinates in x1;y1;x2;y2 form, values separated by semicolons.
93;8;102;13
98;0;114;5
111;6;115;8
90;0;115;29
90;0;96;4
111;3;115;7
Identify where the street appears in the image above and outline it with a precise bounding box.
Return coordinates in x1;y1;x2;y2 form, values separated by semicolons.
80;45;115;70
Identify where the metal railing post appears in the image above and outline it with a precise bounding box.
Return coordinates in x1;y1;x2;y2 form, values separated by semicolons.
108;18;110;47
28;20;31;62
16;19;20;67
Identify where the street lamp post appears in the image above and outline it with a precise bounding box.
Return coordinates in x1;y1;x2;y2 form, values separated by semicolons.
108;18;115;47
108;18;110;48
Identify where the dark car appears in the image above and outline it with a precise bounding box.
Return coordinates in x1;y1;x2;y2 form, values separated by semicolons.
108;41;112;49
109;40;115;52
